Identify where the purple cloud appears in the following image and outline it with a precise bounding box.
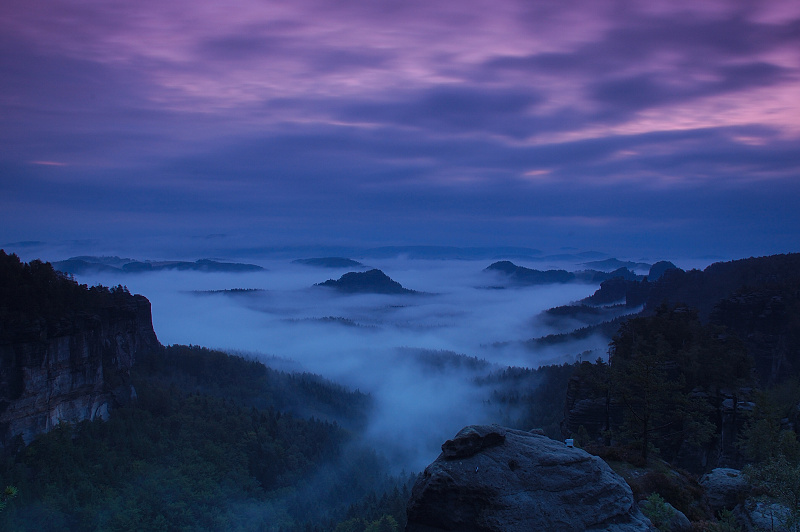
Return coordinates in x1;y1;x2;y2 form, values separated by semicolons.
1;0;799;257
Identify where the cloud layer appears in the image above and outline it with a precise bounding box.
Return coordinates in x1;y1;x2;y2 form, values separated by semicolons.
1;0;799;257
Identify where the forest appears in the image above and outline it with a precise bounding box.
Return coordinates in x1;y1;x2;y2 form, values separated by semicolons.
0;343;416;531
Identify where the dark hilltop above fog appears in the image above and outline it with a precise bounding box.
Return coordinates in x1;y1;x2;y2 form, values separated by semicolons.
648;260;678;281
484;261;576;285
484;260;642;286
315;269;418;294
292;257;365;268
53;256;264;275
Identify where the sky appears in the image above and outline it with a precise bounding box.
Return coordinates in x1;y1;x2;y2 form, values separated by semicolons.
2;0;800;259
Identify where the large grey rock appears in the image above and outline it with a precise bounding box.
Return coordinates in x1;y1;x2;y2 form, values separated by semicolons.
406;424;653;532
736;499;790;532
699;468;747;512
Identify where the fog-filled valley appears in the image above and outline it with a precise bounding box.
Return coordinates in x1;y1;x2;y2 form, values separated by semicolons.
67;254;644;471
5;0;800;527
8;247;800;531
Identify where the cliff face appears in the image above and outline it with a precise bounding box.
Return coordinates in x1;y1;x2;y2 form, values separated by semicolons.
0;295;159;447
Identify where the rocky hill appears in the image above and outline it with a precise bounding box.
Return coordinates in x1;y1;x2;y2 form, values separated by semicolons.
316;269;417;294
0;251;159;447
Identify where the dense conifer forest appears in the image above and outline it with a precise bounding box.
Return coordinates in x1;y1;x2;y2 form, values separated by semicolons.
0;251;413;531
0;343;415;531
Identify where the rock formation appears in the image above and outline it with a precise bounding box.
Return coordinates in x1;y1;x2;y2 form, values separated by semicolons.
0;295;158;447
1;252;160;447
699;468;748;512
406;424;652;531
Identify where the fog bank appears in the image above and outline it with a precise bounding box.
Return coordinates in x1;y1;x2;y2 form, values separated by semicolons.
73;257;617;471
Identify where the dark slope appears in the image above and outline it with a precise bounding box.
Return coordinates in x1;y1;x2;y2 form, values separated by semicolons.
581;253;800;383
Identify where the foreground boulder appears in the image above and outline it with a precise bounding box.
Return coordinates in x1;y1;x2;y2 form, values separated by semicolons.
406;425;652;531
699;468;747;512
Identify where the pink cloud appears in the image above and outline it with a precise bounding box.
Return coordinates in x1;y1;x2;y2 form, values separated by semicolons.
30;160;68;166
3;0;797;143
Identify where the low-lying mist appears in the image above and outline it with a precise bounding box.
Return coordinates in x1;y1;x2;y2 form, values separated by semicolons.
74;257;612;471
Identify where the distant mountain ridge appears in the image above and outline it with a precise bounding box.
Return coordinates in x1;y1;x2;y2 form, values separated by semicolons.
292;257;365;268
484;260;642;286
53;256;264;274
582;257;652;272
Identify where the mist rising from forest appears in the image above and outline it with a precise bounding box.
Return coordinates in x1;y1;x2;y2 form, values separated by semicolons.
70;256;643;470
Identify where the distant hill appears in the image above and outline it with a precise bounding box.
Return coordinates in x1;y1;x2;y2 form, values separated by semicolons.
316;269;417;294
292;257;365;268
582;258;651;272
485;261;575;285
359;246;543;260
647;260;678;281
485;261;642;286
53;256;264;274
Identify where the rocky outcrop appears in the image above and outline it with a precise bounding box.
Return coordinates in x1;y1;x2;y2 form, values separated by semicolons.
736;499;791;532
406;425;653;531
0;295;158;447
700;468;748;512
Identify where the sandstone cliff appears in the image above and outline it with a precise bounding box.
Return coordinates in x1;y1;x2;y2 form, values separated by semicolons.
0;252;160;447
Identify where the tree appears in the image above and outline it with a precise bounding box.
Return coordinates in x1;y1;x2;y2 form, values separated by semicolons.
608;306;726;462
745;456;800;531
0;485;17;513
610;324;684;461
